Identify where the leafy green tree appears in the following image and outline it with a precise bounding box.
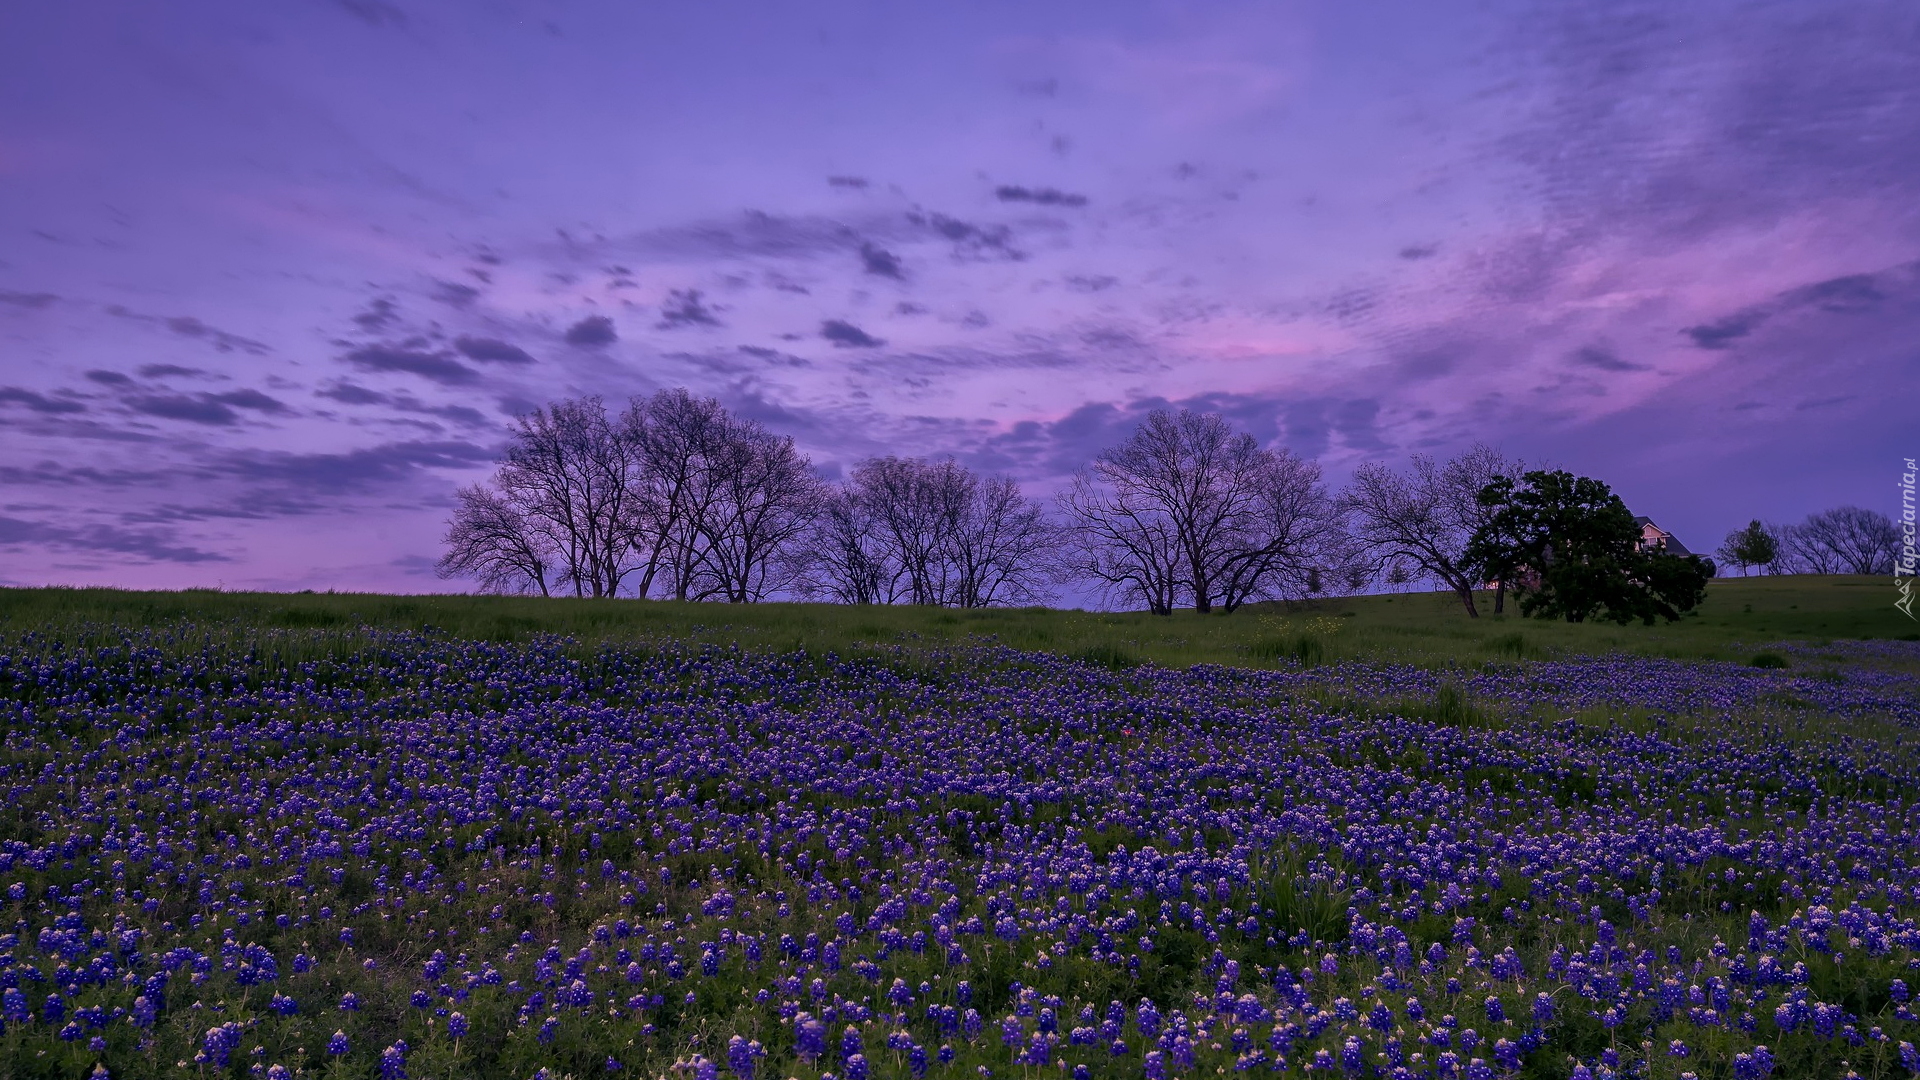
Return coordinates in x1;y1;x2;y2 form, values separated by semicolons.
1467;469;1713;624
1716;519;1780;576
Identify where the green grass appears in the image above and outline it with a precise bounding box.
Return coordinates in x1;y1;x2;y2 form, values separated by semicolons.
0;573;1911;670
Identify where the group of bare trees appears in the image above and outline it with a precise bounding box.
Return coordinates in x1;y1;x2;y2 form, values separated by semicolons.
798;458;1054;607
439;391;815;602
440;390;1891;612
438;391;1060;606
1058;410;1350;614
440;393;1363;611
1718;507;1903;576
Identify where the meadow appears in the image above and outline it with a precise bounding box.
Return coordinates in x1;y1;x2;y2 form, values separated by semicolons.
2;575;1913;672
0;577;1916;1079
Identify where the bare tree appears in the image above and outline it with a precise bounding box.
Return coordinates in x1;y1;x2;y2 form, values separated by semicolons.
1058;470;1184;615
1061;409;1344;614
944;474;1058;608
794;487;891;604
435;484;552;595
1214;451;1351;612
1781;506;1899;574
447;397;642;598
1342;444;1525;617
440;390;821;602
1443;445;1528;612
627;390;733;601
809;457;1054;607
851;457;967;605
700;426;823;602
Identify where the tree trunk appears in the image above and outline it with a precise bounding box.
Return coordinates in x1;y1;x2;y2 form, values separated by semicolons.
1492;579;1506;614
1456;584;1480;618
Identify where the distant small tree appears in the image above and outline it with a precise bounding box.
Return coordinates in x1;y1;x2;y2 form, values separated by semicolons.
1716;520;1779;576
1467;470;1712;624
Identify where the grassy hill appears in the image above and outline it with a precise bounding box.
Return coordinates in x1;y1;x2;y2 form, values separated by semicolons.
2;573;1911;671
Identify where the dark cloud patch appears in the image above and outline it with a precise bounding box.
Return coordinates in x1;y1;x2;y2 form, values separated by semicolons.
352;298;401;332
1064;274;1118;292
737;346;811;368
137;364;210;379
160;315;260;352
631;211;861;262
564;315;618;346
1080;326;1141;350
219;440;494;495
1683;261;1917;350
128;395;239;425
907;211;1023;261
1394;346;1464;381
0;462;169;488
85;370;133;386
343;345;478;384
317;382;388;406
212;389;288;413
994;185;1088;207
386;394;485;427
432;280;481;307
316;382;483;426
1280;400;1333;458
0;387;86;414
1570;345;1649;372
1683;308;1770;350
1796;395;1855;410
821;320;884;348
1016;77;1060;97
973;398;1167;476
0;291;57;309
712;385;832;435
860;242;905;280
895;302;927;315
1791;273;1884;313
335;0;406;28
1399;244;1439;260
656;290;721;329
1330;398;1387;451
453;336;535;364
496;395;540;418
100;307;272;354
0;514;228;564
827;176;870;189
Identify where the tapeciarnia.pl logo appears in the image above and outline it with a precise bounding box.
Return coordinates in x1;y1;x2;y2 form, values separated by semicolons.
1899;457;1916;619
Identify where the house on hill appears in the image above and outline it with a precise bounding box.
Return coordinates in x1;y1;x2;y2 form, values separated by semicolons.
1633;516;1692;555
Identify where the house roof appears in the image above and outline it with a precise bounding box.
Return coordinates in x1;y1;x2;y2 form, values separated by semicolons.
1632;515;1692;555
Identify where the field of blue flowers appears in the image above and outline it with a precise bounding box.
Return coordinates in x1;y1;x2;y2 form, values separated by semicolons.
2;626;1918;1080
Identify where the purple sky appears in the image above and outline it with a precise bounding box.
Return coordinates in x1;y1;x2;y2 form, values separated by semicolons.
1;0;1915;592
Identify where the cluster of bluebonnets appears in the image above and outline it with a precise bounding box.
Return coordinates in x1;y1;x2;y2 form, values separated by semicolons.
2;625;1919;1079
